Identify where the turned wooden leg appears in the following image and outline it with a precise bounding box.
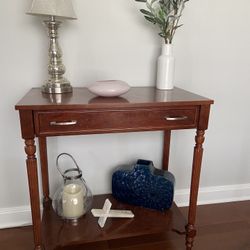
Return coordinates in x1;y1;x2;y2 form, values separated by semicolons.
38;137;51;205
186;130;205;250
25;139;44;250
162;130;171;171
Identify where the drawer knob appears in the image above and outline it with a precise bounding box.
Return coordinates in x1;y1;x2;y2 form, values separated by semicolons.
50;120;77;126
165;116;188;121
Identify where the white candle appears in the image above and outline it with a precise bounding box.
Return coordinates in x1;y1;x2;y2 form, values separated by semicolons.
62;183;85;219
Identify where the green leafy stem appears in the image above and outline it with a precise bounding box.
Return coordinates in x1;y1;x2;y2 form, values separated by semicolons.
135;0;189;44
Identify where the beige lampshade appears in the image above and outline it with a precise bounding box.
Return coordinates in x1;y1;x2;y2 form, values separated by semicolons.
27;0;77;19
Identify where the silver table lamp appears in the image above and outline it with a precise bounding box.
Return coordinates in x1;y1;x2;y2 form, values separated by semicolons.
27;0;77;94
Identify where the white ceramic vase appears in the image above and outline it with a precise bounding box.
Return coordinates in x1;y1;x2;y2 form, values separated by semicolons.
156;44;175;90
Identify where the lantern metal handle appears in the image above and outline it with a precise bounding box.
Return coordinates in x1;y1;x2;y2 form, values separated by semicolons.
56;153;86;182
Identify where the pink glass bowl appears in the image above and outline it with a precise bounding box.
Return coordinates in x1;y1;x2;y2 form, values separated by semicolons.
87;80;130;97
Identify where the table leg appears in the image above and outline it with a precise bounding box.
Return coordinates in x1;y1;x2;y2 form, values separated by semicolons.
38;137;51;204
186;130;205;250
162;130;171;170
25;139;44;250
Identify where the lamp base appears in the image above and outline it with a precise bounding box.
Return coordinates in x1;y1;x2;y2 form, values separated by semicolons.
42;79;72;94
42;17;73;94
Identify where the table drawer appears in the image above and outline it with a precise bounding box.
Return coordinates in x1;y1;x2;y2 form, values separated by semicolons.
35;107;198;136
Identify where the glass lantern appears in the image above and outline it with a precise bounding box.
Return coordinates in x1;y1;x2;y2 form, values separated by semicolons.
52;153;93;220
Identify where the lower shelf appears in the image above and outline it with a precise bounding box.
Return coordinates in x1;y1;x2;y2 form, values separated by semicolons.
42;194;186;250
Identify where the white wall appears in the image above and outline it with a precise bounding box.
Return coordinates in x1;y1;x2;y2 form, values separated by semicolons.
1;0;250;227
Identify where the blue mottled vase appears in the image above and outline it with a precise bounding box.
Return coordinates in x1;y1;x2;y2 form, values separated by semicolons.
112;159;175;211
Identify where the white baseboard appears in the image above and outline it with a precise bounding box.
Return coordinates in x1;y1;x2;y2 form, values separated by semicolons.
175;183;250;207
0;206;32;229
1;183;250;229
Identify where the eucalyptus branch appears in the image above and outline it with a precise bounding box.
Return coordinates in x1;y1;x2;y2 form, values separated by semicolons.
135;0;189;44
169;2;185;43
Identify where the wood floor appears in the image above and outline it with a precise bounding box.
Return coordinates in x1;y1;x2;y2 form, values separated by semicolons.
0;200;250;250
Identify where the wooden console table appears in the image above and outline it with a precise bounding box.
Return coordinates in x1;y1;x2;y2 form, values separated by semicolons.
15;87;213;250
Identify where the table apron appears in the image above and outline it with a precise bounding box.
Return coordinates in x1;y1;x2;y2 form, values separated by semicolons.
34;107;199;137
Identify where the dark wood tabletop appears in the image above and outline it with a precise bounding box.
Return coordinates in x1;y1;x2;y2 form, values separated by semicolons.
15;87;213;110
